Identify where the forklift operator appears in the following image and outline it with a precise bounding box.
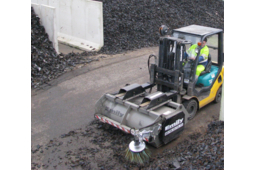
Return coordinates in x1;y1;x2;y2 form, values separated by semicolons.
185;38;209;81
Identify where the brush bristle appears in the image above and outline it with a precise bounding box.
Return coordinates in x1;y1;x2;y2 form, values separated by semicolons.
125;146;151;164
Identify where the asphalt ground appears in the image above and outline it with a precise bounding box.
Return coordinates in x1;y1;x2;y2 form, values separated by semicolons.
31;46;221;169
32;47;159;146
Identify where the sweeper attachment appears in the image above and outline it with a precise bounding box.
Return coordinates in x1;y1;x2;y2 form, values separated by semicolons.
95;83;190;163
94;25;224;164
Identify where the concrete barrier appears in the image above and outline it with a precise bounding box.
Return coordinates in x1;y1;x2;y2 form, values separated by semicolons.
31;0;104;52
31;3;59;54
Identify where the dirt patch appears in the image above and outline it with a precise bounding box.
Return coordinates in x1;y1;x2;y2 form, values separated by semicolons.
31;118;223;170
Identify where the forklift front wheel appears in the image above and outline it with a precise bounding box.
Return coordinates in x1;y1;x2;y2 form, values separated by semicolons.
214;87;222;103
183;99;198;120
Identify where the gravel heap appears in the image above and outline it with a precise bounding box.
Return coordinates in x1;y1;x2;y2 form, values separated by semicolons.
31;0;223;88
31;7;98;89
31;120;224;169
96;0;224;54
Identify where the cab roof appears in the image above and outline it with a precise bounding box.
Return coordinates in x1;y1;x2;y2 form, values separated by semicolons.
173;25;223;36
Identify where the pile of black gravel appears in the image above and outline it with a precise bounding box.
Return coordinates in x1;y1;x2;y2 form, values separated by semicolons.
31;7;98;89
31;7;58;88
95;0;224;54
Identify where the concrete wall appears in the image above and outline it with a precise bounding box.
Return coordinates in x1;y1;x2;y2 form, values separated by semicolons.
31;3;59;54
31;0;104;51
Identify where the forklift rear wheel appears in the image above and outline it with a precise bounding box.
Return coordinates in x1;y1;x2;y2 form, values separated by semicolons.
214;87;222;103
183;99;198;120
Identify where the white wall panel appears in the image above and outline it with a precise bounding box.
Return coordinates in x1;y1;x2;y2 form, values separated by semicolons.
40;4;58;54
38;0;49;5
31;0;38;3
85;2;102;46
48;0;60;31
59;0;72;35
31;3;59;54
31;0;104;51
71;0;86;38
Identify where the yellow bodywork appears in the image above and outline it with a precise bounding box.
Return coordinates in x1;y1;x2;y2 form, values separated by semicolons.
199;66;224;108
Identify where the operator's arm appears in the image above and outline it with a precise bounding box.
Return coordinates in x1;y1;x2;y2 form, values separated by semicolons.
198;46;209;62
198;56;205;62
185;44;197;60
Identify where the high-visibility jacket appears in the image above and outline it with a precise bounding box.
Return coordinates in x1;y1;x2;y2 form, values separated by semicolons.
187;44;209;67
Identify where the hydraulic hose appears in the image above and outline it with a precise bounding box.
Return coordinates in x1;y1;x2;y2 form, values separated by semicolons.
147;54;157;75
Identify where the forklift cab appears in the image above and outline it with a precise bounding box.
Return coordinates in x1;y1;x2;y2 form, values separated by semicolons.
171;25;224;97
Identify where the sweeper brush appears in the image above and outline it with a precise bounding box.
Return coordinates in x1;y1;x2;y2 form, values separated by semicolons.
125;146;151;164
125;137;151;164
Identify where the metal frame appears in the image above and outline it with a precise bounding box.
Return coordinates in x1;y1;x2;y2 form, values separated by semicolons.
172;25;224;97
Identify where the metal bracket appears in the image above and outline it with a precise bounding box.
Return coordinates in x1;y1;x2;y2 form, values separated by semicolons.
120;105;131;125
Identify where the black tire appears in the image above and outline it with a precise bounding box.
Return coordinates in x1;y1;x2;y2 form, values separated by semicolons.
183;99;198;120
214;87;222;103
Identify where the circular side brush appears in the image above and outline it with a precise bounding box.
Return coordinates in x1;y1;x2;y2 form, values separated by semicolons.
125;139;151;164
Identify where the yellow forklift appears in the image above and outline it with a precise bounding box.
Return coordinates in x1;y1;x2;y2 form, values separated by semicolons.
95;25;224;149
155;24;224;120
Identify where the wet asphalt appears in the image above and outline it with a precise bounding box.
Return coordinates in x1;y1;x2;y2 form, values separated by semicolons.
31;47;159;147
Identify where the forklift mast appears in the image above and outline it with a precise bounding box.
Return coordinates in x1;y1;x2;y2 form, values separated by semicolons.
150;37;191;98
